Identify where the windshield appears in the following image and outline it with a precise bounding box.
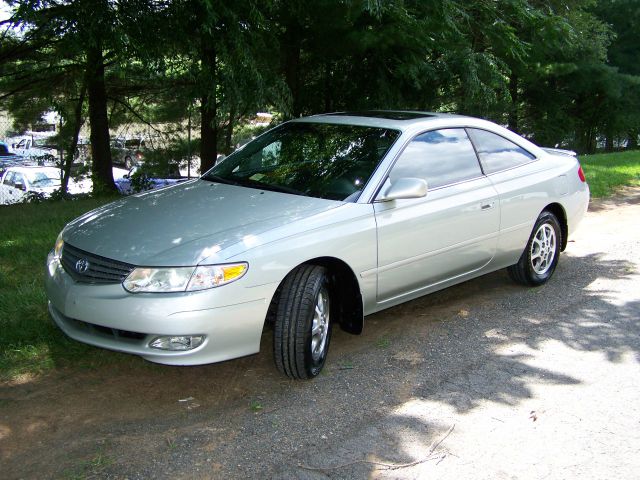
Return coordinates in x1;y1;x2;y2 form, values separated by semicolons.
202;122;400;201
27;170;60;187
33;138;53;148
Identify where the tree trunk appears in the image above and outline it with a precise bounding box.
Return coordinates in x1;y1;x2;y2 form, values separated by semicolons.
282;21;302;118
627;129;638;150
200;39;217;173
86;39;115;193
61;84;87;193
324;61;332;113
224;107;235;155
605;133;614;152
508;73;519;131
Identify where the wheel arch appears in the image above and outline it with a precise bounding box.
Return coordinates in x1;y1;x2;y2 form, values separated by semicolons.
543;202;568;251
266;256;364;335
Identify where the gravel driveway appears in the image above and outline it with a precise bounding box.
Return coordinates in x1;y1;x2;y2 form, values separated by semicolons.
2;188;639;479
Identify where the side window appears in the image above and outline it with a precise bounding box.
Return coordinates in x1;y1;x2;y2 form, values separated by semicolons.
3;172;14;185
389;128;482;189
236;140;282;172
14;173;26;188
261;140;281;166
468;128;535;174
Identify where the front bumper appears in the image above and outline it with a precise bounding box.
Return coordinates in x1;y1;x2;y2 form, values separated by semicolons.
45;251;273;365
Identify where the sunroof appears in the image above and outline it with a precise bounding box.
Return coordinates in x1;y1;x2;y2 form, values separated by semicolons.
327;111;435;120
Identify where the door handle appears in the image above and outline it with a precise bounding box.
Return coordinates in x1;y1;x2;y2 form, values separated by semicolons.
480;202;495;210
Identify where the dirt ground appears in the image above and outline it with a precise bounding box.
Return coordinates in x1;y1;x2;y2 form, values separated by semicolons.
1;188;639;479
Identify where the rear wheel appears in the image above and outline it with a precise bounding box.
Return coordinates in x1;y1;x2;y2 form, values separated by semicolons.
274;264;332;379
508;211;562;286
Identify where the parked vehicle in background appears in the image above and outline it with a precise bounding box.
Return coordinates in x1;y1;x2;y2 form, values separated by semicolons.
0;141;19;158
46;111;589;379
9;134;58;163
111;137;147;169
0;165;61;204
0;142;24;177
0;165;90;205
115;164;188;195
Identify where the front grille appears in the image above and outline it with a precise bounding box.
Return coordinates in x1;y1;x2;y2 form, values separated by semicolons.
70;317;147;341
61;243;135;284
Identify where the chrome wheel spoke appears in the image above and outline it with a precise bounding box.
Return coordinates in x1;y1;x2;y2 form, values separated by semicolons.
311;320;322;336
310;287;330;362
530;222;557;275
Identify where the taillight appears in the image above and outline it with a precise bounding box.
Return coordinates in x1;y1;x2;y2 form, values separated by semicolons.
578;164;586;183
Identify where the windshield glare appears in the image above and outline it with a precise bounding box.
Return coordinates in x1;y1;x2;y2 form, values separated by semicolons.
203;122;400;201
28;171;60;186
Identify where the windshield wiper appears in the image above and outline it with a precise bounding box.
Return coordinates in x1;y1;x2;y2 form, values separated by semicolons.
203;174;308;196
202;175;241;186
240;178;309;196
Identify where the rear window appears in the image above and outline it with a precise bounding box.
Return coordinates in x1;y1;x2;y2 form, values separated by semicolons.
468;128;536;174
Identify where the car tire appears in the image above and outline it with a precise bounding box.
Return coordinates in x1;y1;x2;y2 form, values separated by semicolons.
508;211;562;286
274;264;332;379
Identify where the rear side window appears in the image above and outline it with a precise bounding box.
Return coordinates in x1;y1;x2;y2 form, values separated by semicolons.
468;128;535;174
389;128;482;189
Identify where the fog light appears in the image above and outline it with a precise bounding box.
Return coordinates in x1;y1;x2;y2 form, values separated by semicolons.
149;335;205;351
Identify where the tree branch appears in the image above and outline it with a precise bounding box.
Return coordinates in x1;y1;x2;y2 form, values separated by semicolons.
108;97;164;134
297;424;455;473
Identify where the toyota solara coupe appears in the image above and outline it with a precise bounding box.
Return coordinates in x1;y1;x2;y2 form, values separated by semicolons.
45;111;589;379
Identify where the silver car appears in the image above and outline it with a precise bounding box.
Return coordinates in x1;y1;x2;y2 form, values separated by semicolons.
45;112;589;379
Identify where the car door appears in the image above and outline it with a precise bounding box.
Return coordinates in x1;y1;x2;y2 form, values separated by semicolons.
374;128;500;304
466;128;547;264
12;172;28;191
0;172;25;204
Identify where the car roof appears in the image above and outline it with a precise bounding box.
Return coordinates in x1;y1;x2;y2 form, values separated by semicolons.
6;165;60;174
290;110;544;154
291;110;484;130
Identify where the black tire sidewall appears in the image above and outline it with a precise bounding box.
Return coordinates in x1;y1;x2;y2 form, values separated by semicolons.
522;212;562;285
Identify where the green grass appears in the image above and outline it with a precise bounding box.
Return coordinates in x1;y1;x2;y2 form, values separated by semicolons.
1;150;639;381
249;400;264;412
580;150;640;197
0;196;134;381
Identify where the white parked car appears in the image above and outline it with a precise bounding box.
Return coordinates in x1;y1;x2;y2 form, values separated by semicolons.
46;112;589;379
0;166;62;204
0;165;90;204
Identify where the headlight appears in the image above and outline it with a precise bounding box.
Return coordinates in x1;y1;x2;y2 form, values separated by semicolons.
54;232;64;258
123;267;194;293
187;263;248;291
122;262;248;293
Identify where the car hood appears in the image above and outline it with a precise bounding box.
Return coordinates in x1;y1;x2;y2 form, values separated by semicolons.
63;179;343;266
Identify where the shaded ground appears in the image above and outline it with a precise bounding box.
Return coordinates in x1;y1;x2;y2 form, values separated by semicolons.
1;188;639;479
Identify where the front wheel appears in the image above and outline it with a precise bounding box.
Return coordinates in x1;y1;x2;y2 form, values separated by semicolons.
273;264;332;379
508;211;562;286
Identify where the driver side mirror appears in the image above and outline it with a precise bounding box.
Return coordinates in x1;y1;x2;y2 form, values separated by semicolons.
14;181;26;191
376;177;428;202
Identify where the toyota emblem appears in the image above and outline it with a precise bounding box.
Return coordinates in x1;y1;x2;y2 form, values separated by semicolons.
75;258;90;274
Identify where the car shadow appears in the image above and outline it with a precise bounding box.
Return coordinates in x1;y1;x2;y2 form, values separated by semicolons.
1;251;637;478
